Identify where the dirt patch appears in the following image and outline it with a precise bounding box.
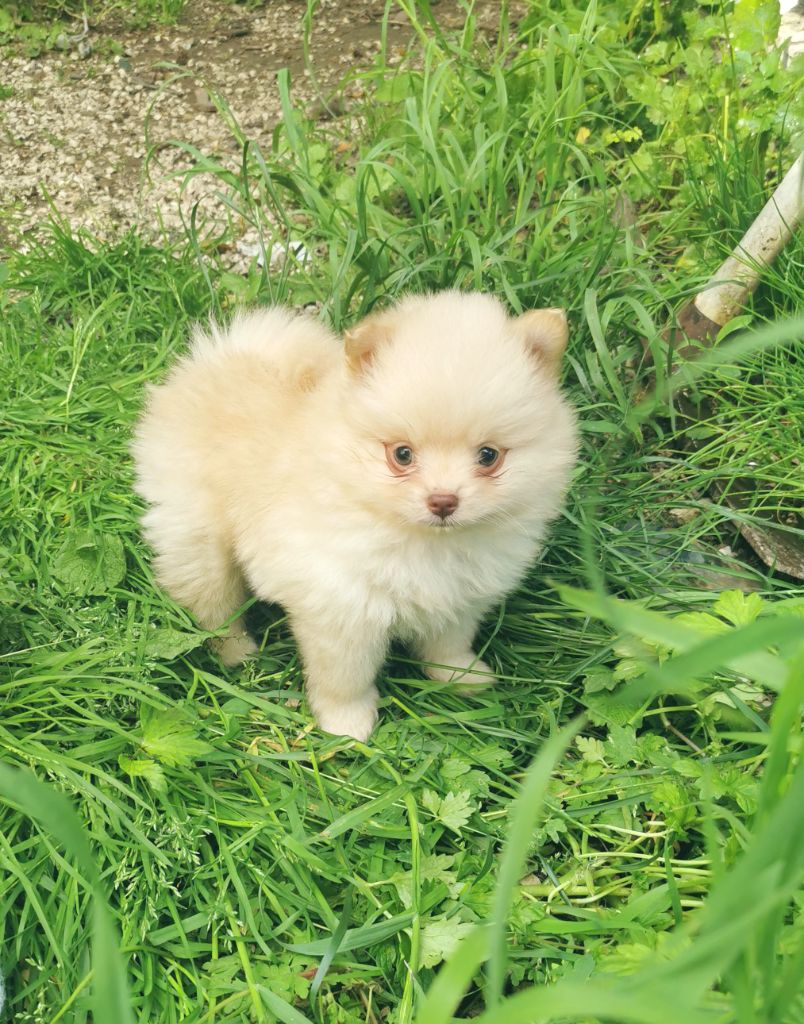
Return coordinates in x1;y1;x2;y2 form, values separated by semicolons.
0;0;510;256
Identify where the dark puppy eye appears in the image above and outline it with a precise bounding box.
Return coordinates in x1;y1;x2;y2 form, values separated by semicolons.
394;446;413;466
477;446;500;468
385;443;415;473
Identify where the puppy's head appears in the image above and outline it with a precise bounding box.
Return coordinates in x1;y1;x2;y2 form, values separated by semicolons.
339;291;578;531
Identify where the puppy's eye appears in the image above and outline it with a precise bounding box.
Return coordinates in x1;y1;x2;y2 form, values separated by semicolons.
385;443;415;473
477;446;500;468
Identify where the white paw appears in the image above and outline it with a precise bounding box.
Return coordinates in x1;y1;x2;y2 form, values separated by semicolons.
315;700;378;742
426;655;496;691
212;632;259;667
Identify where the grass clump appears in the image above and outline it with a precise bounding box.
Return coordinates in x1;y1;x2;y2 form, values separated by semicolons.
0;0;186;55
1;1;803;1021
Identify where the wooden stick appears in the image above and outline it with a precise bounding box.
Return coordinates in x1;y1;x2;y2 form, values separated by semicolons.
669;153;803;352
696;151;803;325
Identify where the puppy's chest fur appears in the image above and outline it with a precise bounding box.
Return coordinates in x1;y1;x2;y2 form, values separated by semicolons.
240;512;537;637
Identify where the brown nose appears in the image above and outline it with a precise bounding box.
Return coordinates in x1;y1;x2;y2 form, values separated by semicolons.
427;493;459;519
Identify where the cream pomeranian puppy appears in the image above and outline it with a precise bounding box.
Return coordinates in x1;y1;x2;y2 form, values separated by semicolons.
133;291;578;740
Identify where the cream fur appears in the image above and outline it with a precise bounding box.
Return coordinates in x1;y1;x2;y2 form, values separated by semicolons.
133;291;578;740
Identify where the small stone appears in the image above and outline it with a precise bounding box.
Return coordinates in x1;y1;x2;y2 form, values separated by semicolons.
669;507;698;524
226;22;252;39
191;87;216;112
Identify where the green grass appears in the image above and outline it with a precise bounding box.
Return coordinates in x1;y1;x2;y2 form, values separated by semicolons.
3;1;186;26
0;0;186;55
1;1;803;1021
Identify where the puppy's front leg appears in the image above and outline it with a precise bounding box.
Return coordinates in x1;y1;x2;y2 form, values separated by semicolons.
416;608;496;689
291;610;389;741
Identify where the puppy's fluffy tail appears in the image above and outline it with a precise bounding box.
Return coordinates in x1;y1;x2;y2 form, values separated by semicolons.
188;308;341;391
190;308;299;360
189;309;331;362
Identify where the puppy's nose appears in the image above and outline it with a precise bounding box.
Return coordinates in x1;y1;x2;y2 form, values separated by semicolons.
427;493;459;519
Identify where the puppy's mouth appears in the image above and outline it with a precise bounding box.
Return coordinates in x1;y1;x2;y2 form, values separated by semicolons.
424;515;462;530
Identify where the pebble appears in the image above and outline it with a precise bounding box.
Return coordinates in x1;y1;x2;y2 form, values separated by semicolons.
192;87;217;112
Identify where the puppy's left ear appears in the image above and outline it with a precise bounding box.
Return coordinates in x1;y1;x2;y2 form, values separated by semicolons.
343;312;393;374
513;308;569;378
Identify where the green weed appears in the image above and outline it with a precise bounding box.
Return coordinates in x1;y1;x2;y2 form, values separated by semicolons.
0;1;186;55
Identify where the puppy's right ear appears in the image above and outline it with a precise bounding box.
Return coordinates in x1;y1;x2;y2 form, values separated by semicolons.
344;312;392;373
513;307;569;378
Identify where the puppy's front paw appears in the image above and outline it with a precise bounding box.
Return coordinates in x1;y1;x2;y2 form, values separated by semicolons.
315;700;378;742
453;659;497;693
426;655;496;691
212;632;259;667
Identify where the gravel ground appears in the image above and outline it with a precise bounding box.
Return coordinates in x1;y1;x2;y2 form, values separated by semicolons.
0;0;506;256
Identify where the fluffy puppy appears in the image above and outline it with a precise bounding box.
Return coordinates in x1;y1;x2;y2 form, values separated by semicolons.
133;291;578;740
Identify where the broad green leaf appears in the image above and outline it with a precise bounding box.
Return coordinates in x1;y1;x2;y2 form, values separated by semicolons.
419;916;476;968
582;686;647;728
674;612;731;637
442;759;491;797
646;781;695;835
576;736;607;764
393;854;458;908
422;790;475;834
118;755;166;793
139;707;212;767
605;725;641;766
713;590;764;627
259;963;310;1003
143;625;203;660
52;528;125;596
583;667;619;693
732;0;780;50
613;657;650;682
